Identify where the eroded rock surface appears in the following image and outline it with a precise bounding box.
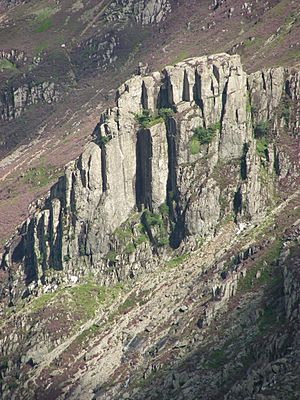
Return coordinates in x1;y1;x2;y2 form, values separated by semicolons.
0;52;300;400
1;53;299;309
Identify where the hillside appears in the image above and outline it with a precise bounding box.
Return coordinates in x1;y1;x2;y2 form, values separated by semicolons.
0;0;300;247
0;1;300;400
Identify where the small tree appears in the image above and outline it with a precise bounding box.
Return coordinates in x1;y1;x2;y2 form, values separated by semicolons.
158;108;174;120
134;110;152;129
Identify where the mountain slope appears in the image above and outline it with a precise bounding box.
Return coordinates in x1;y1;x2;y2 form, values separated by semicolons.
0;1;300;399
0;0;300;248
0;51;300;399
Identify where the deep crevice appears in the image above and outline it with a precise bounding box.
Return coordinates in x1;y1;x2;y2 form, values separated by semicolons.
233;187;243;222
157;72;174;109
48;207;63;271
182;70;190;101
274;146;280;176
136;129;153;211
213;65;220;83
100;145;107;192
141;81;148;109
193;70;204;119
240;143;249;180
262;71;267;91
165;117;184;248
24;219;38;285
220;80;229;125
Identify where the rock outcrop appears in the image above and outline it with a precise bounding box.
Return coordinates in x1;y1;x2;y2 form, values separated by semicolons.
0;80;58;121
0;49;27;66
0;53;299;309
104;0;171;25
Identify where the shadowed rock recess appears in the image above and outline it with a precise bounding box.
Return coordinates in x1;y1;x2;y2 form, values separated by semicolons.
1;53;300;399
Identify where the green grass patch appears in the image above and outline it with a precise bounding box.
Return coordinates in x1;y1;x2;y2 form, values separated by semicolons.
134;108;174;129
189;136;201;154
21;165;61;188
189;122;220;154
106;250;117;263
172;50;190;65
35;19;52;33
33;7;57;33
114;227;132;242
0;59;17;71
134;234;148;246
166;254;189;268
134;110;163;129
244;36;264;49
77;324;100;343
158;108;174;119
30;291;57;312
125;243;135;254
142;209;163;228
141;209;169;247
69;282;123;319
159;202;169;216
117;289;150;314
238;239;282;292
256;137;269;158
35;42;48;55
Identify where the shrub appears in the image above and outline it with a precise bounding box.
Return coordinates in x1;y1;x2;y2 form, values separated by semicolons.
125;243;135;254
134;110;163;129
106;250;117;262
256;137;269;158
142;210;163;228
158;108;174;120
280;99;290;126
193;122;220;144
134;234;148;245
189;136;201;155
159;203;169;216
96;135;111;146
254;121;269;138
189;122;220;154
0;59;17;71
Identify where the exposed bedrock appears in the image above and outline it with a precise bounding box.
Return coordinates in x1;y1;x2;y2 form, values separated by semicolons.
1;53;299;306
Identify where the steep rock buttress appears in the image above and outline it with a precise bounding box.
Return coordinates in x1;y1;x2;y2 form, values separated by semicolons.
0;53;299;308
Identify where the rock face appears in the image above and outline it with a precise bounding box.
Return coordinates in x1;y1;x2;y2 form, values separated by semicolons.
104;0;171;25
1;53;300;308
0;53;300;400
0;80;58;121
0;49;27;66
72;32;119;74
0;0;26;9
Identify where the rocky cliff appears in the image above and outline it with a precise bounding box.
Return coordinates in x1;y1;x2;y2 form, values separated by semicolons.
1;53;299;310
0;80;58;122
104;0;171;25
0;52;300;400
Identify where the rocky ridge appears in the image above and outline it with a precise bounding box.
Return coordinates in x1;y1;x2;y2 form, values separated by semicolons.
0;52;300;399
0;53;299;310
0;81;58;122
